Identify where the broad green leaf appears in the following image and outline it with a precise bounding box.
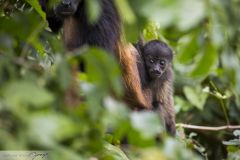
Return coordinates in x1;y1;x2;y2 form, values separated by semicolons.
28;113;80;146
176;0;205;31
50;145;85;160
130;111;163;138
234;130;240;137
139;0;175;27
183;86;208;110
210;19;225;47
226;146;239;153
26;0;46;19
83;47;123;97
174;96;192;112
163;138;201;160
223;140;240;146
177;33;199;64
103;97;130;133
103;143;130;160
104;97;129;119
0;13;45;55
143;22;161;40
0;130;21;149
86;0;101;24
3;81;54;108
0;13;44;40
190;42;218;78
139;0;205;30
115;0;136;24
226;150;240;160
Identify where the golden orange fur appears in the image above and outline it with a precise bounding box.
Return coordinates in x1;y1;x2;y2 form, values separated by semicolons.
116;42;151;109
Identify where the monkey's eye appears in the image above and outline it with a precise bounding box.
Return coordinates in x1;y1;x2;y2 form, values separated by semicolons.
159;60;165;66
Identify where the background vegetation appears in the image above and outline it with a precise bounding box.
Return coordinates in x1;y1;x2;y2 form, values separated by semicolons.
0;0;240;159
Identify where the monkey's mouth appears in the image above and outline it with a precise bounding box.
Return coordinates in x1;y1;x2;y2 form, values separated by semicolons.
150;72;162;79
60;11;75;16
155;74;162;78
55;5;78;17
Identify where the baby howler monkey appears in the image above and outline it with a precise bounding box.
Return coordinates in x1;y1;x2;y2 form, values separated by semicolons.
136;39;176;135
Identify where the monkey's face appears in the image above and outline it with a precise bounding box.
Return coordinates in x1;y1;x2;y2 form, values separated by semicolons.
55;0;82;17
145;55;169;80
142;40;173;80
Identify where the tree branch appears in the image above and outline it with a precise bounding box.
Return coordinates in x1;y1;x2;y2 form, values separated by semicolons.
176;123;240;131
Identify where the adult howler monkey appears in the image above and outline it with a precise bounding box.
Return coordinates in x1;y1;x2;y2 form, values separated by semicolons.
39;0;120;52
39;0;151;109
136;39;176;135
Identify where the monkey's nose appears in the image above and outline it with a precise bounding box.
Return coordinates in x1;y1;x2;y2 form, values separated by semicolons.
62;0;71;7
153;69;161;74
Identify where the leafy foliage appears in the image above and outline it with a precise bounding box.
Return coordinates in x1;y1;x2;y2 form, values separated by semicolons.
0;0;240;159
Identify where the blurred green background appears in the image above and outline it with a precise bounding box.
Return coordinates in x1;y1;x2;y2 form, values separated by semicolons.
0;0;240;159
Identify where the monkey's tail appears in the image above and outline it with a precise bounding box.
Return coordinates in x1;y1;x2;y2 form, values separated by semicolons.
116;41;150;109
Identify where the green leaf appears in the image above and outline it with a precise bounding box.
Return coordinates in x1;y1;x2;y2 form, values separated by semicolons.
234;130;240;137
139;0;205;30
104;97;129;120
50;145;85;160
176;0;205;31
103;143;130;160
163;138;201;160
177;33;199;64
226;146;239;152
83;47;123;97
223;139;240;146
103;97;130;134
28;113;80;146
190;42;218;78
143;22;161;40
115;0;136;24
56;59;72;90
183;86;208;110
174;96;192;112
86;0;101;24
26;0;46;19
3;81;54;108
227;150;240;160
139;0;175;27
130;111;163;138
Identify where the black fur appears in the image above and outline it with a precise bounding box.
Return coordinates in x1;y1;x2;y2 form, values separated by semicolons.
72;0;120;53
39;0;120;53
39;0;63;33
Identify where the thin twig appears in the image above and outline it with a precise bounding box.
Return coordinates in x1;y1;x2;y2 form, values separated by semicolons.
210;81;230;125
176;123;240;131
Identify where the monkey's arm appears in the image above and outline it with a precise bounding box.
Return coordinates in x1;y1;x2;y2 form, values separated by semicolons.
163;96;176;136
156;80;176;136
39;0;63;33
